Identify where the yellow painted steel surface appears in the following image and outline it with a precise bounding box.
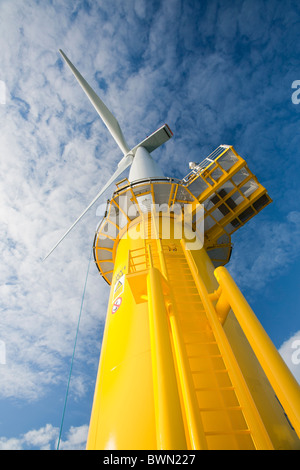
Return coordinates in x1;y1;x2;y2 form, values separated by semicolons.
147;261;187;449
87;149;299;450
214;266;300;438
87;212;300;450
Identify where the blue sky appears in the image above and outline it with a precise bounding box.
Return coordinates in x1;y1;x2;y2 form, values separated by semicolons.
0;0;299;450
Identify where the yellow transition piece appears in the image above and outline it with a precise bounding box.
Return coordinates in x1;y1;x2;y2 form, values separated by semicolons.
87;214;300;450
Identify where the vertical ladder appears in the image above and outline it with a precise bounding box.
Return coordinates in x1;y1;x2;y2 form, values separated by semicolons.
161;241;273;450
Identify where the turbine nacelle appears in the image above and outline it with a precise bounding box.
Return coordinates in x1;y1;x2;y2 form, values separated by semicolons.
129;146;164;181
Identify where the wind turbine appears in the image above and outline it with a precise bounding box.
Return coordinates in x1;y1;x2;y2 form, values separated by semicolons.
44;50;172;261
46;50;300;450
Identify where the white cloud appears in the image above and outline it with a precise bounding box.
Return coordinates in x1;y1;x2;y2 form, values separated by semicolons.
0;423;88;450
0;0;112;403
228;211;300;291
23;424;59;450
59;424;89;450
0;0;299;448
134;0;146;20
0;436;23;451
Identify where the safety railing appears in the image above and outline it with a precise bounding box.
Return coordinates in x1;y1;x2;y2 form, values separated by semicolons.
213;266;300;438
182;145;230;182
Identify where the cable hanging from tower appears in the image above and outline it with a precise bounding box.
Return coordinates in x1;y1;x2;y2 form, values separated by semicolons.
56;247;93;450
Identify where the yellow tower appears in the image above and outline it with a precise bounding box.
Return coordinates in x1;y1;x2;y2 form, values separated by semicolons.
88;145;300;450
46;51;300;450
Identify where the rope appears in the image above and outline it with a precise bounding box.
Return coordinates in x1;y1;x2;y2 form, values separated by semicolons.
56;247;93;450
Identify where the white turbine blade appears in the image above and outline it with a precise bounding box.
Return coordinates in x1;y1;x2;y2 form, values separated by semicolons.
43;155;133;261
59;49;130;155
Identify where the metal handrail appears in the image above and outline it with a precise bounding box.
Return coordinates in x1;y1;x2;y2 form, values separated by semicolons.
214;266;300;438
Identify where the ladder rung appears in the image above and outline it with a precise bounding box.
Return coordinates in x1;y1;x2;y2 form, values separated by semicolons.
187;353;222;359
184;340;217;345
170;287;198;291
199;405;243;412
195;386;235;392
204;429;252;436
183;333;214;339
175;302;203;307
171;291;199;295
192;368;228;374
169;276;194;279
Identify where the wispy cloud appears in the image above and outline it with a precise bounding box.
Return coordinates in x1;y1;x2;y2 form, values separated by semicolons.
0;423;88;450
228;210;300;291
0;0;299;449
